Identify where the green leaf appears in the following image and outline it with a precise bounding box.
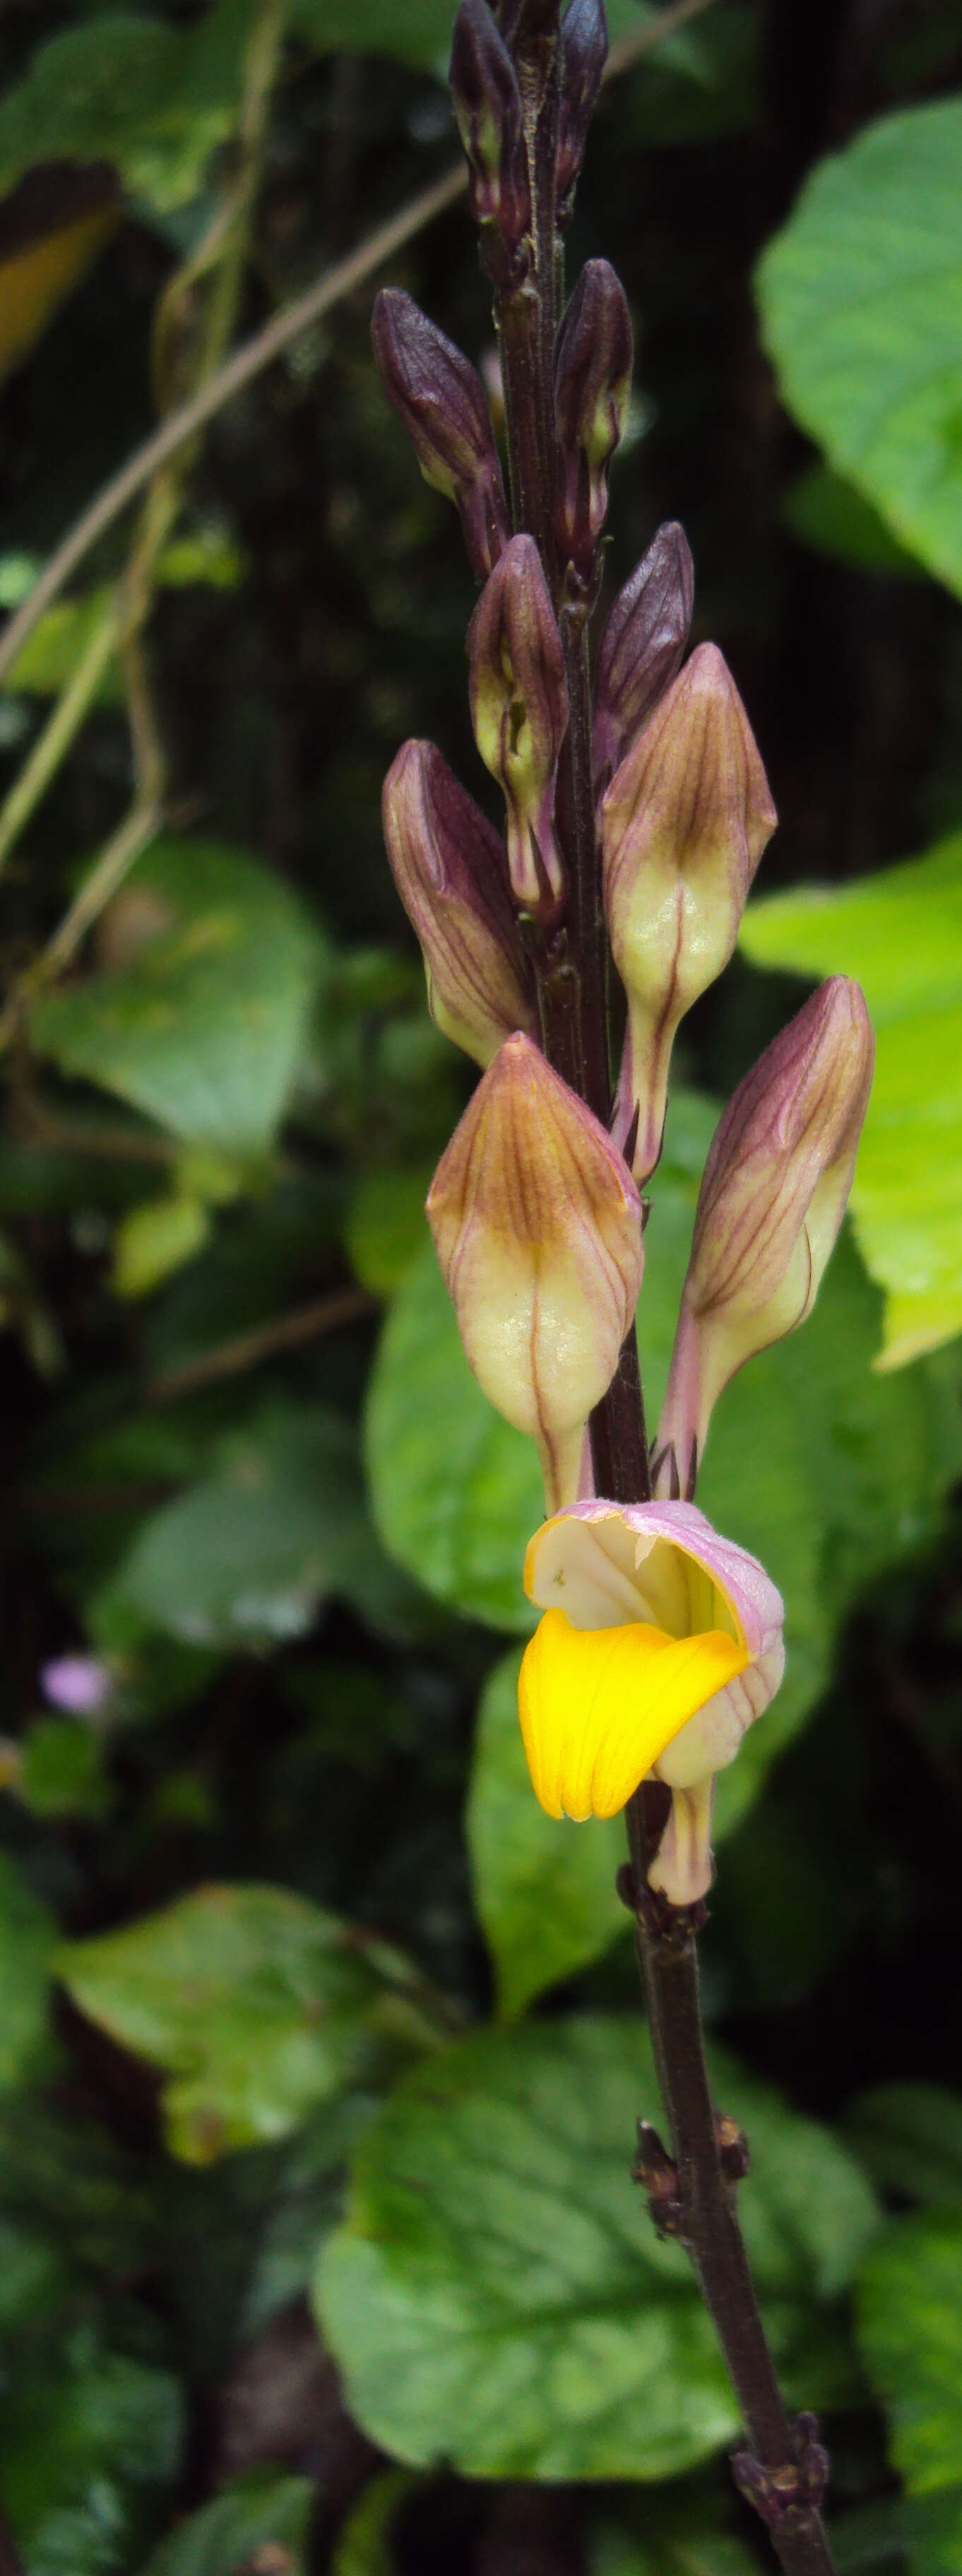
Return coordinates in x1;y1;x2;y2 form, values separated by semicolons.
17;1715;109;1820
0;1;259;213
587;2487;764;2576
108;1404;392;1651
782;463;924;574
0;1851;57;2092
1;2327;182;2576
347;1164;434;1298
845;2085;962;2210
858;2209;962;2494
111;1194;212;1299
2;589;123;703
468;1644;624;2019
619;4;759;148
316;2017;877;2479
288;0;457;66
142;2469;314;2576
331;2469;421;2576
757;100;962;599
32;835;324;1157
58;1881;419;2164
740;837;962;1364
366;1238;543;1634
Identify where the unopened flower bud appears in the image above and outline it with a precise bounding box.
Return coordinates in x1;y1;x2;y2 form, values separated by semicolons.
593;520;694;796
554;260;632;576
372;291;509;580
602;643;776;1180
382;739;534;1066
450;0;530;255
557;0;609;220
658;977;874;1484
468;534;569;912
427;1032;643;1511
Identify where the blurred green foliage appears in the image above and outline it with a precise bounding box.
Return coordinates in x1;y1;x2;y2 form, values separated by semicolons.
0;0;961;2570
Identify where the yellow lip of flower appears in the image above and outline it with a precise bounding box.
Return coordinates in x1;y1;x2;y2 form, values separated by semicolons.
518;1605;750;1820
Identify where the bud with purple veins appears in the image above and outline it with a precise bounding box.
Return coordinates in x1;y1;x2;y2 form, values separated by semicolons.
602;642;777;1181
427;1031;643;1512
554;260;633;577
449;0;530;256
557;0;609;221
382;739;535;1067
657;977;874;1489
593;520;694;797
372;290;509;580
468;534;569;912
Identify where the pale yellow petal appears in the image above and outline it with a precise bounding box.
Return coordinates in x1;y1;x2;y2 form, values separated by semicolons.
517;1609;749;1820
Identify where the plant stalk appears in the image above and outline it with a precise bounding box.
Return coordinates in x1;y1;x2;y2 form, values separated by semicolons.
489;16;836;2570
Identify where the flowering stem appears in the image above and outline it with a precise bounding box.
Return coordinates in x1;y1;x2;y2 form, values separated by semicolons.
488;13;837;2568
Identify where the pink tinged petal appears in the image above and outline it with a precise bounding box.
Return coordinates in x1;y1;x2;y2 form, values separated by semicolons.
524;1496;783;1661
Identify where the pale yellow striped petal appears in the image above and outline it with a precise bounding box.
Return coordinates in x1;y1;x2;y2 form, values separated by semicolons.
517;1608;749;1820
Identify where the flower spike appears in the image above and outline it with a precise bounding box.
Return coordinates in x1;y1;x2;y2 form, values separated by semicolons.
658;976;874;1480
381;739;534;1067
602;642;776;1180
519;1498;785;1902
427;1033;643;1512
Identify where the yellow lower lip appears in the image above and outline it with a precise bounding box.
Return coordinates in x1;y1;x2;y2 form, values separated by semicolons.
518;1607;751;1819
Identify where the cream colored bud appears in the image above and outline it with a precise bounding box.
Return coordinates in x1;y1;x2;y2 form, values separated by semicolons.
427;1033;643;1511
658;977;874;1481
602;643;777;1179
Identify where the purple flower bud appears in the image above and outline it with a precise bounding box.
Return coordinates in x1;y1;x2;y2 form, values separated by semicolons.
602;643;776;1180
593;521;694;796
658;977;875;1482
557;0;608;219
467;533;569;913
427;1031;643;1511
449;0;531;254
382;739;535;1067
554;260;632;576
371;290;509;580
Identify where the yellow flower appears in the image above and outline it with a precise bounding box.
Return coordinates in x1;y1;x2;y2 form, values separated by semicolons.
517;1498;785;1902
519;1606;747;1819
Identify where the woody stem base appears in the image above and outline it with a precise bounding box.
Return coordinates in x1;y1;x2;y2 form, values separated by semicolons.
624;1794;834;2576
